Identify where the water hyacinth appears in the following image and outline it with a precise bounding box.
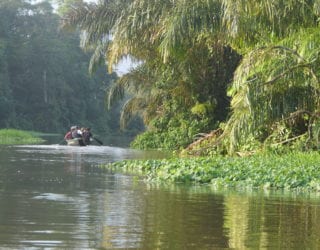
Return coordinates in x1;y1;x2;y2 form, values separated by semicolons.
107;152;320;192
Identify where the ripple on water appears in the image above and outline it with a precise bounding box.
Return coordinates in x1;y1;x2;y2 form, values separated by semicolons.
32;193;75;202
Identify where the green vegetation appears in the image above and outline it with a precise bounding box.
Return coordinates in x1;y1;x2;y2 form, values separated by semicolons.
0;0;142;138
0;129;45;144
61;0;320;154
107;152;320;191
61;0;320;190
61;0;239;151
131;114;211;150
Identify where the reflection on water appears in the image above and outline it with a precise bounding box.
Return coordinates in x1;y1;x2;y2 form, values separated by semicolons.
222;190;320;249
0;145;320;249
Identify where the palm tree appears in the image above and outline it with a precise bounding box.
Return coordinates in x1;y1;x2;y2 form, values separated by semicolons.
220;1;320;152
61;0;238;144
61;0;320;153
60;0;130;73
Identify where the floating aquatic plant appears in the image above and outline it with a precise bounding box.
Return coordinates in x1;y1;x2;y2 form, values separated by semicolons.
107;151;320;192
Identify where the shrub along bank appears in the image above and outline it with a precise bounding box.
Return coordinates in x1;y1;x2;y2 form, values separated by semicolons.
0;129;45;144
107;151;320;191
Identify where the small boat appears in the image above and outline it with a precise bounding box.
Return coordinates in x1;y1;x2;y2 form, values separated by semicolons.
66;138;85;146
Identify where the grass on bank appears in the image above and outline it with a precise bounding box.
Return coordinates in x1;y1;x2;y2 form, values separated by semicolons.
0;129;45;144
107;151;320;192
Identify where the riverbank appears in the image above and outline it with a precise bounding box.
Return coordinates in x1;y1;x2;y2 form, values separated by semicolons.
107;151;320;191
0;129;45;144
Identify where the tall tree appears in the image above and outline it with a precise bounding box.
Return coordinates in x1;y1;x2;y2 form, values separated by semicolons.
0;0;119;134
61;0;240;149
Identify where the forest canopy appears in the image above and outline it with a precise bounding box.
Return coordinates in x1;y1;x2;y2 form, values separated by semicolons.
0;0;124;135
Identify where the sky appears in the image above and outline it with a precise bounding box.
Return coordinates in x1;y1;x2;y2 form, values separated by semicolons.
114;57;136;76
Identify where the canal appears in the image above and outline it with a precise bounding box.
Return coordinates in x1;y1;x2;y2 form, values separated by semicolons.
0;144;320;249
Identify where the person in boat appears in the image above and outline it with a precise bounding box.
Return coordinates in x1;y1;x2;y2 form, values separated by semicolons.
65;126;96;146
71;126;82;139
64;126;75;140
82;127;92;145
63;126;84;146
73;126;86;146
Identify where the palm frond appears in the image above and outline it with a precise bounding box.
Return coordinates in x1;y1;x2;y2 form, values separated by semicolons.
159;0;222;62
88;40;110;74
220;0;318;50
107;0;170;69
224;28;320;153
107;81;125;109
107;63;155;107
120;97;147;129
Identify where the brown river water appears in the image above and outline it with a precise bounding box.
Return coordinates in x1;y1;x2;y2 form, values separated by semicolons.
0;144;320;249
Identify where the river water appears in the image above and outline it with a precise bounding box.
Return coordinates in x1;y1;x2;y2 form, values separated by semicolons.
1;144;320;249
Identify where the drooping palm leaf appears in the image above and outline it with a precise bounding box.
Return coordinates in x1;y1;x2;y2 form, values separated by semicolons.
224;28;320;152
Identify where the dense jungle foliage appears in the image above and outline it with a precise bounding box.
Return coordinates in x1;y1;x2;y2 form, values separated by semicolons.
0;0;135;135
61;0;320;155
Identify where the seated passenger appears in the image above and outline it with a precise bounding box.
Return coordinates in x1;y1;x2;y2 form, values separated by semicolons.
72;126;82;138
82;127;92;145
64;126;74;140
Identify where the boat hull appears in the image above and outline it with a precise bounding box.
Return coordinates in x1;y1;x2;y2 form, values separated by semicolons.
66;138;84;146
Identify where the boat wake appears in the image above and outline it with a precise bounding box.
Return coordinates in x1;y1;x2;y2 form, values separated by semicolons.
12;144;157;164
